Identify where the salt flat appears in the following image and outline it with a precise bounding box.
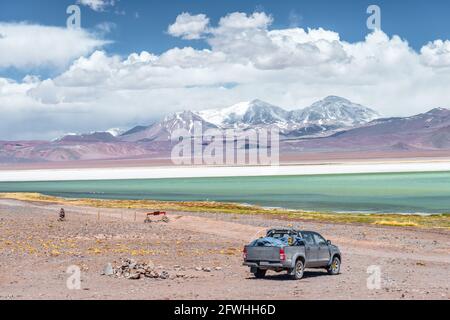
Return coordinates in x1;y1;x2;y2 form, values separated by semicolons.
1;159;450;182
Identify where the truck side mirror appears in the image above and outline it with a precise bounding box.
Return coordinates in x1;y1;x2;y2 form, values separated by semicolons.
327;240;332;245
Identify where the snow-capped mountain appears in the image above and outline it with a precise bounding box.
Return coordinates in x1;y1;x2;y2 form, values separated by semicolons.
290;96;380;127
54;96;380;144
2;104;449;163
106;128;126;137
287;107;450;152
197;99;289;127
195;96;379;137
121;110;218;142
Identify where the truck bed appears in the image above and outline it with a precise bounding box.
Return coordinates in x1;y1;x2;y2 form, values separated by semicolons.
245;246;283;262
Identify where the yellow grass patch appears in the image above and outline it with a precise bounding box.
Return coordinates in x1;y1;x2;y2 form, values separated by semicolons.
373;220;419;227
50;249;61;256
88;247;103;255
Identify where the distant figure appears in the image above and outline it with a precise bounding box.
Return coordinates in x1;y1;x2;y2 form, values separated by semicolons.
58;208;66;221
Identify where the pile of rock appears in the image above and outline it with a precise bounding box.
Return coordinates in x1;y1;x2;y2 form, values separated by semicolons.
103;259;171;280
144;216;170;224
195;266;222;272
102;259;222;280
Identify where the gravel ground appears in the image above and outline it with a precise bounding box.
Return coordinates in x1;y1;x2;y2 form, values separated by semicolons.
0;199;448;300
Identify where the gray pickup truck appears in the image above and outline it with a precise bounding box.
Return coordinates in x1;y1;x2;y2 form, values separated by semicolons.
243;228;341;280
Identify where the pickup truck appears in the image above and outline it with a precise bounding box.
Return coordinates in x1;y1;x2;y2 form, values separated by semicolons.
243;228;341;280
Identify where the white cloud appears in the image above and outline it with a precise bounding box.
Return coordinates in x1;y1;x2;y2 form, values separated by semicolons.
168;12;210;40
2;12;450;140
0;23;108;70
420;40;450;68
77;0;115;12
216;12;273;31
206;12;346;69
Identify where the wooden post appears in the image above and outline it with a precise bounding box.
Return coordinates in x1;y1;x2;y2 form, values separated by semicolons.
134;211;137;222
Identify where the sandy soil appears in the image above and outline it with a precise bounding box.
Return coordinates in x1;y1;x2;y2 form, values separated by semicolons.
0;199;448;300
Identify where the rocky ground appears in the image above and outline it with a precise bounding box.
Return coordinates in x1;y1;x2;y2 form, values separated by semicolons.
0;199;448;300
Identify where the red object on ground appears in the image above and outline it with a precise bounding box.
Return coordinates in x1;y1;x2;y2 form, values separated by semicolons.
147;211;167;216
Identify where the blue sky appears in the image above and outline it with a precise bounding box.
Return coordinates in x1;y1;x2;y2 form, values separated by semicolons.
1;0;450;139
1;0;449;59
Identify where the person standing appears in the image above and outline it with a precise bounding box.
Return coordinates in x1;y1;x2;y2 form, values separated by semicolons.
59;208;66;221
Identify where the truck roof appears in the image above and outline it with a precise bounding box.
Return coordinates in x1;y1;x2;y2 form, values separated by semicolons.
267;228;300;233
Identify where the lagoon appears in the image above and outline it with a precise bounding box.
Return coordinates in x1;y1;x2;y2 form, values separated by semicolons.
0;172;449;214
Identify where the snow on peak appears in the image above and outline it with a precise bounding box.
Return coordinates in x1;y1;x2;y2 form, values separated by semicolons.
196;99;286;127
106;128;126;137
197;96;380;130
196;101;252;126
301;96;380;126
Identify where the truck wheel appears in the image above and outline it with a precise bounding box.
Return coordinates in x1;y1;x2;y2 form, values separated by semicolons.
327;256;341;275
253;269;267;279
291;259;304;280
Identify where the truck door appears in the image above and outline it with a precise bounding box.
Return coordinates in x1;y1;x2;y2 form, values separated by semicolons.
312;233;331;266
301;231;319;267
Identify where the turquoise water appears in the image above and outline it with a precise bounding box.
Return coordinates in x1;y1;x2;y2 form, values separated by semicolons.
0;172;450;214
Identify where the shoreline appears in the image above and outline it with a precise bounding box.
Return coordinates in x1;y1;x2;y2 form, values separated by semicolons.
1;159;450;182
1;193;448;229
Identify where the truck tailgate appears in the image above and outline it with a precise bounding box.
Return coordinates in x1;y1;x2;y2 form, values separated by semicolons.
246;246;281;262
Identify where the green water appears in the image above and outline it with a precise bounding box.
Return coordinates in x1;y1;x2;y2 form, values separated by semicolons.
0;172;449;214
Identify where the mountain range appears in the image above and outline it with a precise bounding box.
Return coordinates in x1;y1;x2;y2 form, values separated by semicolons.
1;96;449;163
119;96;380;142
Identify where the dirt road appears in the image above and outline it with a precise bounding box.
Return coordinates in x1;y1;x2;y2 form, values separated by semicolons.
0;199;448;300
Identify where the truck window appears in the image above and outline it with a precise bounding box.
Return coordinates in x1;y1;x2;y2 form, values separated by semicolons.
268;231;287;239
313;233;327;245
267;230;294;239
301;232;315;246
